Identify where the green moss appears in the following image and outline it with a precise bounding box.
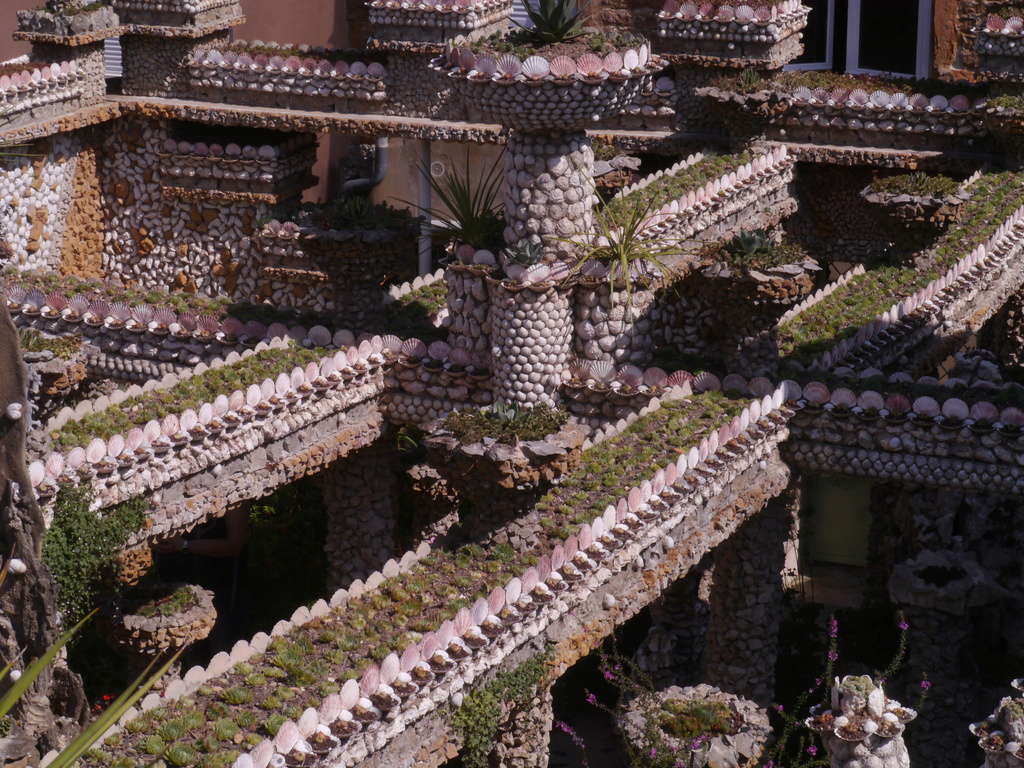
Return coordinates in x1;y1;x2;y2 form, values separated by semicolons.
42;485;147;624
707;230;811;271
136;585;196;618
18;328;82;359
52;345;326;449
989;94;1024;111
443;403;568;443
452;651;552;768
270;195;417;233
869;172;962;199
713;69;986;99
379;279;448;342
603;151;753;228
659;699;737;741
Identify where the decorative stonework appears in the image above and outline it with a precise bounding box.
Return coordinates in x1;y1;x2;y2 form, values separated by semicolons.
971;680;1024;768
113;0;242;28
106;583;217;657
367;0;512;45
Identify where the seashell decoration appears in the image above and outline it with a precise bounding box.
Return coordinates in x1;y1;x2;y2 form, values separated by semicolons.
496;54;522;78
576;53;604;77
522;56;550;80
549;55;576;78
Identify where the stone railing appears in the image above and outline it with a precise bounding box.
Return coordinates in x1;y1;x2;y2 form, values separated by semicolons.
27;337;395;513
367;0;512;45
185;44;388;111
610;151;705;201
802;206;1024;372
774;264;866;328
637;146;795;242
0;59;94;131
112;0;242;28
157;134;316;198
782;378;1024;495
86;380;791;768
385;337;493;425
699;81;988;151
657;0;809;67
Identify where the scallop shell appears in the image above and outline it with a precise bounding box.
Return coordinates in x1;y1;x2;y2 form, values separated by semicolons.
458;48;476;70
476;55;497;76
622;49;640;71
591;360;616;383
522;55;550;79
909;93;929;109
504;576;522;604
849;88;869;106
642;367;668;388
340;679;360;710
549;55;576;78
885;393;911;414
602;51;623;74
735;4;754;21
679;1;698;18
912;396;940;417
803;381;830;405
402;338;427;358
427;340;451;360
941;398;969;421
870;90;890;107
949;94;970;111
969;401;998;422
930;94;949;110
496;54;521;77
692;371;721;393
576;53;603;77
638;44;650;66
987;13;1006;32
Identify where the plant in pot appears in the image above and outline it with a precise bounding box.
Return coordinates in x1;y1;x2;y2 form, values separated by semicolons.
404;151;505;355
423;399;586;541
433;0;665;259
570;199;682;366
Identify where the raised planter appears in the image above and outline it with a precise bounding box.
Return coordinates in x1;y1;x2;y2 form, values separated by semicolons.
105;583;216;658
975;13;1024;82
158;133;317;199
113;0;242;28
805;676;915;768
186;42;388;111
699;79;989;151
0;58;95;130
620;683;771;768
657;0;810;68
445;249;496;356
368;0;512;45
16;3;120;38
860;172;979;232
572;272;664;366
971;680;1024;767
23;342;88;421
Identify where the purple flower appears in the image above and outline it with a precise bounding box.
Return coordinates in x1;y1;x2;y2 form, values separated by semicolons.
828;617;839;638
807;745;818;756
649;747;658;758
828;650;839;662
765;761;775;768
775;704;785;712
585;690;597;706
921;679;932;690
603;670;616;681
898;620;909;631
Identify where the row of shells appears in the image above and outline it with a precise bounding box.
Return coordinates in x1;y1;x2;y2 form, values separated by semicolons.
28;338;399;491
193;49;387;80
776;265;866;328
566;359;694;393
216;387;790;768
638;146;790;235
785;380;1024;428
0;60;84;96
159;134;312;160
368;0;509;14
3;285;358;349
983;14;1024;36
805;679;917;743
659;0;804;23
444;43;655;81
785;86;982;113
812;209;1024;371
112;0;234;12
611;152;704;201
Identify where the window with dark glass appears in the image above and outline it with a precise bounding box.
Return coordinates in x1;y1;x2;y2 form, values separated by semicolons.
793;0;831;65
856;0;919;75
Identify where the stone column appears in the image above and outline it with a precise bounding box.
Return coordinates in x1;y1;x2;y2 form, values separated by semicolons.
703;480;799;704
491;685;554;768
488;279;573;407
503;131;596;260
636;557;714;689
316;441;398;592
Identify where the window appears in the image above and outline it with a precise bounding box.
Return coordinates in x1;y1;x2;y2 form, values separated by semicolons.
847;0;933;77
788;0;835;70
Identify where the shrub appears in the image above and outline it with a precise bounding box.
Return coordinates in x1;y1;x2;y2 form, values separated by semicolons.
443;402;568;443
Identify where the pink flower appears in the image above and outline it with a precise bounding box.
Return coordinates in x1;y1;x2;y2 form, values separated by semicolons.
807;745;818;756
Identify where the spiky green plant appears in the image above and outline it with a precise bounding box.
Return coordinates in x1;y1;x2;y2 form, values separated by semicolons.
515;0;586;44
572;199;681;304
403;151;505;250
504;239;545;266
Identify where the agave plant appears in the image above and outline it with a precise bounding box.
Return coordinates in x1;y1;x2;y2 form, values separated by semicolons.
403;151;505;251
723;229;773;265
504;239;545;267
572;198;681;304
515;0;586;45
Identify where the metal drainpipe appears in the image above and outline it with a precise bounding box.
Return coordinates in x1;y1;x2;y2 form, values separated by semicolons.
340;136;390;196
417;139;433;275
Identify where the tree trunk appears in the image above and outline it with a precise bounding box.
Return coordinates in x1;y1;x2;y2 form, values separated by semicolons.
0;304;87;757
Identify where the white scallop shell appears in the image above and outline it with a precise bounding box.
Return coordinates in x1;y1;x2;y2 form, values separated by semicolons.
522;56;550;80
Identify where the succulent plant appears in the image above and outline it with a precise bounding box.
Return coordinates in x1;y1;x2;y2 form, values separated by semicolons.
504;239;546;267
516;0;586;44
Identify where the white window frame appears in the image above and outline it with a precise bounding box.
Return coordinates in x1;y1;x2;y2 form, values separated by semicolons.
785;0;836;71
846;0;933;78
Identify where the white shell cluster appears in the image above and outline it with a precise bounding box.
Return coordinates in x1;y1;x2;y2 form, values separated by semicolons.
658;0;809;43
0;60;86;122
804;206;1024;371
112;0;234;13
188;45;386;102
983;13;1024;36
27;337;396;494
444;42;658;83
368;0;511;30
158;134;315;186
787;85;984;113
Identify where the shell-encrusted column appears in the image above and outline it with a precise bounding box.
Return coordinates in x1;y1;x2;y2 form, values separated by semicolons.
806;676;914;768
971;679;1024;767
703;477;798;704
492;685;554;768
488;274;573;407
445;262;492;356
316;441;398;592
573;280;659;365
504;131;596;260
888;550;1007;768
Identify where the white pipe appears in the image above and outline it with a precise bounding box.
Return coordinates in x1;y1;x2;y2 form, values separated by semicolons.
417;139;433;276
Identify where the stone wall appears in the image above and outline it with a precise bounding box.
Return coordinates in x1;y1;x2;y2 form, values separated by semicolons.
98;117;268;299
491;686;554;768
0;132;83;272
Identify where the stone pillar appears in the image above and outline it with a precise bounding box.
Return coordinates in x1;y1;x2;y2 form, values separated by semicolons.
316;442;398;592
491;685;554;768
445;264;491;357
703;480;798;704
503;131;596;260
488;279;573;407
636;557;714;689
573;281;660;366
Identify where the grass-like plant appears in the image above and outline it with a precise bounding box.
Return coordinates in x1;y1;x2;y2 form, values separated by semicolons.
868;172;962;199
404;151;505;251
443;401;568;443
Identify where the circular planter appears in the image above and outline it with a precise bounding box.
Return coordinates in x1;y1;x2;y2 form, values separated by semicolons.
106;583;216;658
620;684;771;768
434;45;664;131
859;182;973;232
